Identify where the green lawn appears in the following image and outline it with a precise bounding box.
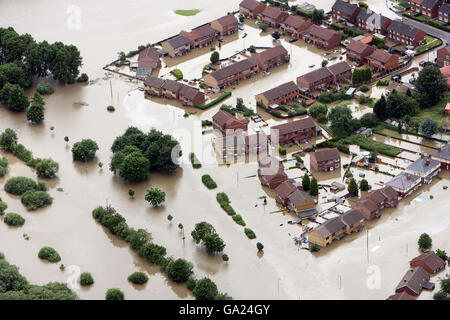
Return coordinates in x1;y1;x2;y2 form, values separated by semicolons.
411;92;450;126
341;135;401;157
175;9;201;16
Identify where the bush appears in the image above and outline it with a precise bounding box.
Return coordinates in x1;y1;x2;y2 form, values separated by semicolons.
3;213;25;226
278;146;286;156
201;175;217;189
72;139;99;162
244;228;256;239
107;105;115;112
186;277;197;291
310;243;320;252
216;193;236;215
360;179;370;191
190;153;201;169
172;69;183;80
195;92;231;110
256;242;264;251
12;144;33;163
0;128;18;152
21;190;53;211
0;157;8;177
35;158;59;179
145;187;165;207
418;233;432;251
79;272;94;286
4;177;38;195
106;288;124;300
192;278;218;300
127;272;148;285
359;85;370;93
435;249;448;262
166;259;194;283
232;215;246;226
38;247;61;262
0;201;7;214
308;102;328;118
139;243;167;265
36;83;54;95
77;73;89;83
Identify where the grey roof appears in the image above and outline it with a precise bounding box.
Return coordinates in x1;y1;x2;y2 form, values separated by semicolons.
357;9;391;27
432;144;450;161
388;20;423;38
162;79;183;92
386;172;421;190
208;57;258;82
439;3;450;15
298;67;333;84
332;0;359;16
327;61;351;75
168;35;190;49
288;189;314;207
421;0;440;10
405;156;440;175
396;267;431;295
297;208;318;218
314;216;346;239
340;209;364;227
259;81;299;102
271;117;316;136
144;75;164;88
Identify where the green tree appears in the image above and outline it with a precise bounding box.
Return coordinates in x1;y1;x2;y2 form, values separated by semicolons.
386;91;419;119
71;139;99;162
0;128;18;152
435;249;448;262
311;9;324;24
308;102;328;118
360;179;370;191
259;24;268;32
222;254;229;262
0;62;32;89
79;272;94;286
327;105;354;137
166;259;193;283
256;242;264;252
415;64;447;107
419;118;439;137
0;83;29;111
0;256;29;293
38;247;61;262
433;290;447;300
105;288;124;300
418;233;432;251
347;178;358;197
26;103;44;124
35;158;59;179
210;51;219;64
302;173;310;191
310;177;318;196
359;113;379;128
127;229;152;250
192;278;218;300
373;95;387;120
145;187;165;207
440;275;450;294
48;42;83;83
128;189;135;198
127;272;148;285
321;59;328;67
203;233;226;254
119;151;150;182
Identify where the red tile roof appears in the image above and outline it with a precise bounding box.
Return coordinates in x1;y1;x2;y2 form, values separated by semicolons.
368;49;394;64
271;117;316;136
215;15;238;27
410;252;446;273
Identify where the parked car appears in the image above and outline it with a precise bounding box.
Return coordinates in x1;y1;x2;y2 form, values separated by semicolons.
328;56;337;61
289;38;298;43
356;61;364;67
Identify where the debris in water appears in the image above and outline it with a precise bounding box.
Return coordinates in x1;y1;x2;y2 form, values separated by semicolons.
57;188;64;192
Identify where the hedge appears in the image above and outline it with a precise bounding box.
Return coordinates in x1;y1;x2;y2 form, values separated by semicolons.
341;135;401;157
404;13;450;33
190;153;201;169
38;246;61;262
4;213;25;226
216;193;236;216
195;92;232;110
244;228;256;239
232;215;246;226
201;175;217;189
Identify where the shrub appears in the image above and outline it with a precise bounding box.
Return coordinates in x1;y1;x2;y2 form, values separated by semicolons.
360;179;370;191
192;278;218;300
35;158;59;179
128;272;149;285
0;201;7;214
0;157;8;177
186;277;197;291
232;215;246;226
310;243;320;252
145;187;165;207
36;83;55;95
166;259;193;283
190;153;201;169
107;105;115;112
3;213;25;226
127;229;152;250
244;228;256;239
12;144;33;163
77;73;89;83
105;288;124;300
278;146;286;156
359;85;370;92
435;249;448;262
21;190;53;211
308;102;328;118
172;69;183;80
79;272;94;286
418;233;432;251
139;243;167;265
38;247;61;262
4;177;38;195
0;128;18;152
222;254;229;262
256;242;264;251
72;139;99;162
201;175;217;189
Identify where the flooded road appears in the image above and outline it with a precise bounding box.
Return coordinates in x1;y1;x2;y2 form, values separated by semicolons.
1;0;449;300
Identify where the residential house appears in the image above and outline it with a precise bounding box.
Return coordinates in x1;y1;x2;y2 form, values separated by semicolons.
269;117;319;145
367;49;399;71
258;167;288;189
280;15;312;37
212;109;248;134
405;154;441;184
255;81;300;107
332;0;361;23
438;3;450;23
356;186;399;220
258;6;289;28
387;292;417;300
178;85;205;106
144;76;165;97
203;57;259;89
387;20;426;48
410;0;441;18
356;9;392;35
161;79;183;99
440;66;450;90
431;144;450;170
395;267;434;296
346;40;375;62
137;48;161;79
162;35;191;58
310;148;341;172
340;209;365;234
239;0;267;18
275;180;298;206
180;24;217;49
386;172;422;198
286;189;316;215
410;252;446;274
327;61;353;83
308;216;347;247
303;25;342;50
211;15;239;36
437;45;450;67
253;45;290;71
297;67;333;91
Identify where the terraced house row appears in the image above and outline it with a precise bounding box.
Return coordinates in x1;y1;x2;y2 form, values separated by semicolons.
296;61;352;92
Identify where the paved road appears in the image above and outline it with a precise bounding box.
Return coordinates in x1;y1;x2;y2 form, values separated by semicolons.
402;16;450;44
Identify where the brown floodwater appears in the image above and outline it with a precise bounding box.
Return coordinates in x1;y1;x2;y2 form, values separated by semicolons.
1;0;449;300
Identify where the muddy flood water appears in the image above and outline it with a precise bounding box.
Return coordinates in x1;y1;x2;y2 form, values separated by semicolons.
1;0;449;300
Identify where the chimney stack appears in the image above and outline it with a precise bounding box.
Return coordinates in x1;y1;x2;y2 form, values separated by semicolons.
407;174;411;180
